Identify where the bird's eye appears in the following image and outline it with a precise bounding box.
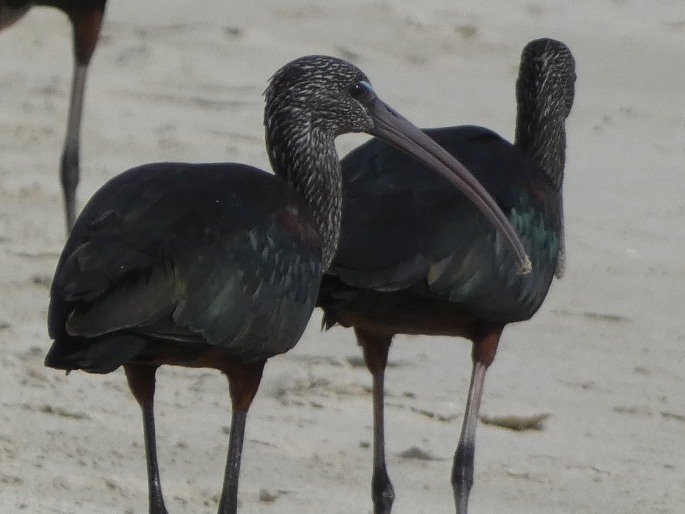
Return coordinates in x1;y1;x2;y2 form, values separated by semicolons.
350;83;364;98
349;81;372;99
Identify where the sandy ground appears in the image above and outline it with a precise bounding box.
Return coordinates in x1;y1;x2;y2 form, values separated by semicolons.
0;0;684;512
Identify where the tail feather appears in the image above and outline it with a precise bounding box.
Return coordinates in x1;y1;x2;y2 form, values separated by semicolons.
45;334;147;374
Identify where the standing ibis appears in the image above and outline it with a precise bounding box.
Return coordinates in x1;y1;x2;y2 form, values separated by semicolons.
318;38;576;513
45;55;530;514
0;0;108;229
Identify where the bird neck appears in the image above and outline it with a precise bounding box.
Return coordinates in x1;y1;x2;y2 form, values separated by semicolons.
266;123;342;269
514;105;566;192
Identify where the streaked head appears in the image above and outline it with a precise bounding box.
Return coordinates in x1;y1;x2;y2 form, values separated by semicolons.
264;55;532;273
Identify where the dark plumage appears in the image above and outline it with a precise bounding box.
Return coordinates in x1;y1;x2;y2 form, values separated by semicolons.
48;164;322;370
45;54;529;514
0;0;108;229
318;38;576;513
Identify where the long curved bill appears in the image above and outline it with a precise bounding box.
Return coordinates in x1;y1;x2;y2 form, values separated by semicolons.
368;96;532;275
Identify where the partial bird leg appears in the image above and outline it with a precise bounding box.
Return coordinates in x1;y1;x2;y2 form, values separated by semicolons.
60;60;86;231
452;325;504;514
217;359;266;514
124;364;169;514
356;328;395;514
61;7;105;230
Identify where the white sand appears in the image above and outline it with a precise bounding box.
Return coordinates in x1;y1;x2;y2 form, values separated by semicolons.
0;1;683;512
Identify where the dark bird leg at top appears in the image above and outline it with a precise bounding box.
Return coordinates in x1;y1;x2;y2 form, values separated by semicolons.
58;3;107;230
0;1;108;229
357;328;395;514
452;324;503;514
124;364;169;514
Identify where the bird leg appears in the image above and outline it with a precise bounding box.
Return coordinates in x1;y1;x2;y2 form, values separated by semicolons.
452;325;503;514
60;61;86;231
356;328;395;514
218;359;266;514
124;364;169;514
61;8;105;230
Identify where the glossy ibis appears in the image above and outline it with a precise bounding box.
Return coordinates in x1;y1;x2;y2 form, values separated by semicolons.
45;55;531;514
0;0;107;229
318;38;576;513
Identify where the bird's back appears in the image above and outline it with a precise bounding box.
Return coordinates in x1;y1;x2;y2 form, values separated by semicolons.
47;162;323;372
320;126;561;325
